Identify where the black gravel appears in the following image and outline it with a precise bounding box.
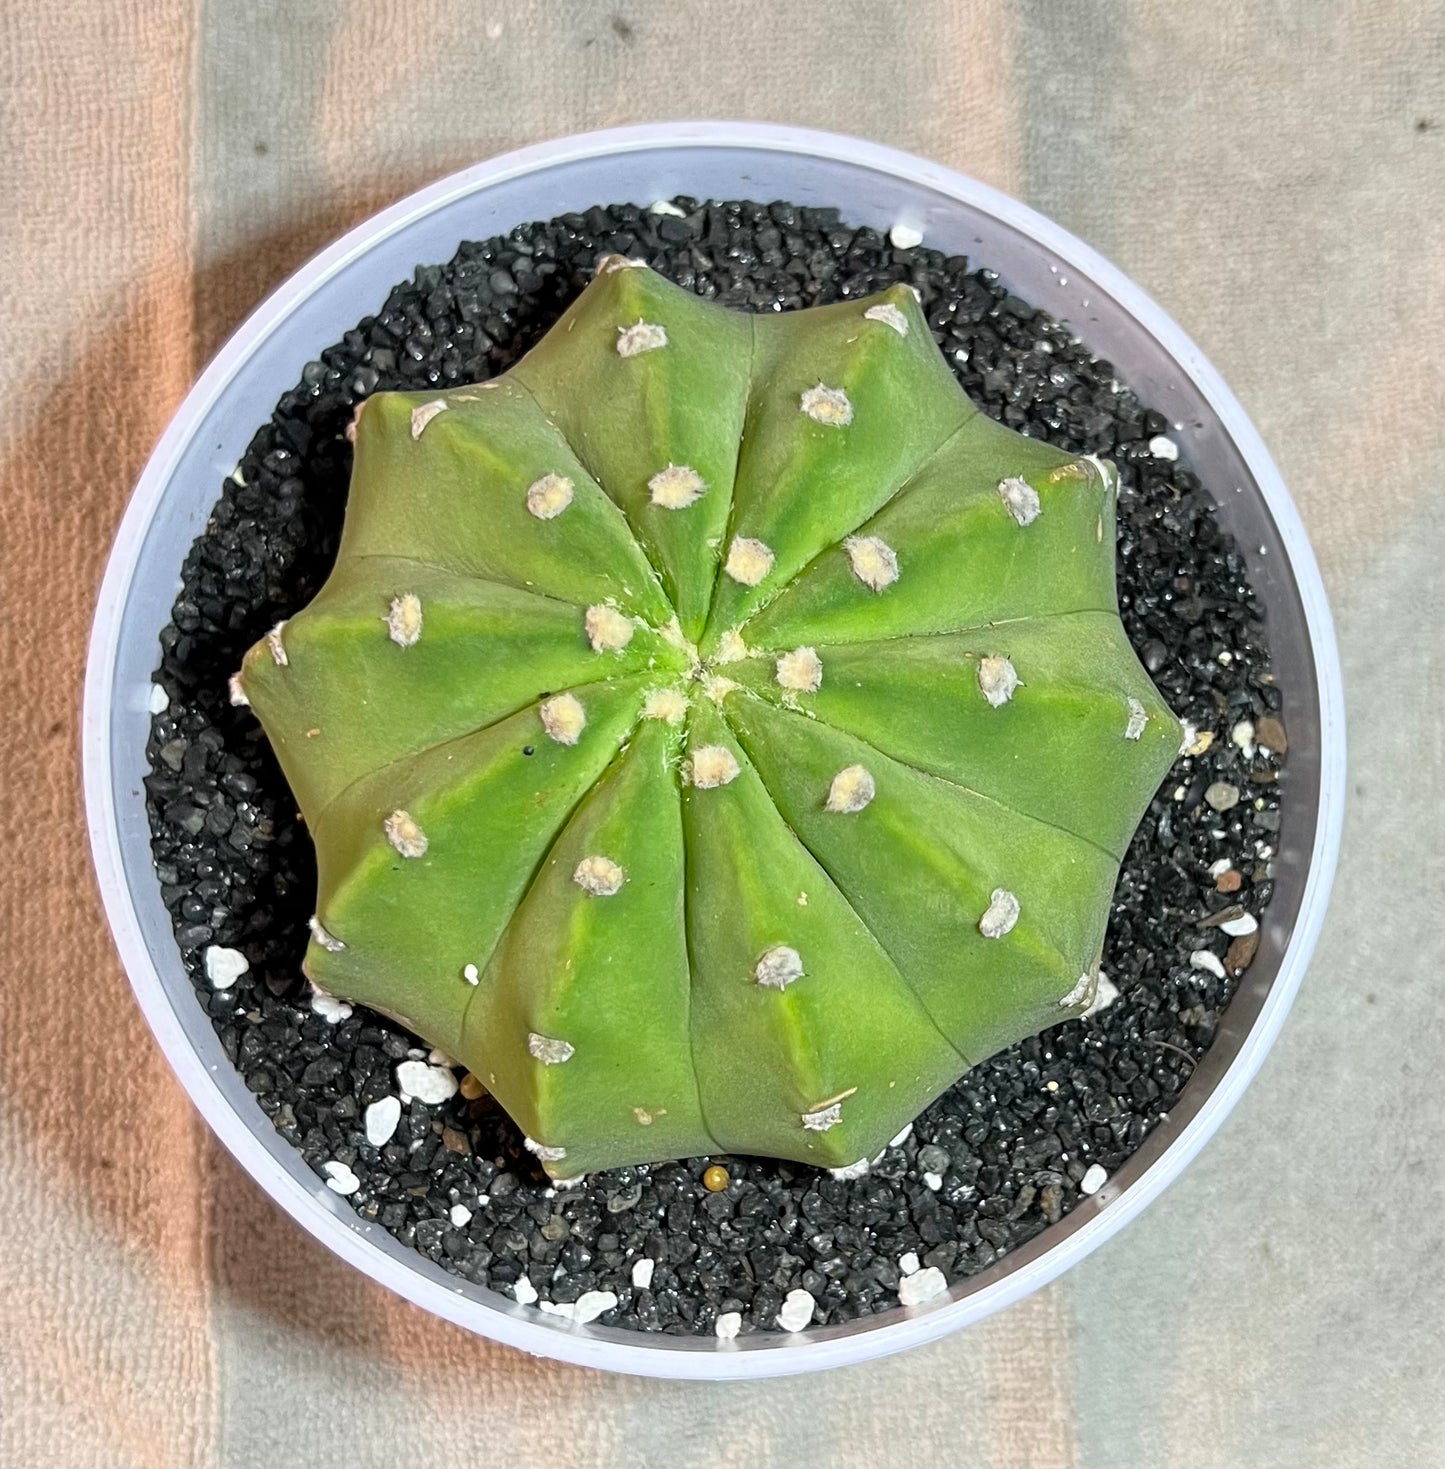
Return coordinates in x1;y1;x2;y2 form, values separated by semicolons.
144;198;1286;1337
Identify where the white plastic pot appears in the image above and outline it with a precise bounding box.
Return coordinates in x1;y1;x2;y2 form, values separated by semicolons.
82;122;1345;1379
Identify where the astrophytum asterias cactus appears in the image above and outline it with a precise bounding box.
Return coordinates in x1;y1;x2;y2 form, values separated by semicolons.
234;258;1181;1179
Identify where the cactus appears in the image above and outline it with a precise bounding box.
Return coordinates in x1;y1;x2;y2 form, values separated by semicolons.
234;258;1181;1180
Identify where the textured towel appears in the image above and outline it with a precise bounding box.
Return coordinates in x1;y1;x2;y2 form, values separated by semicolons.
2;3;1442;1465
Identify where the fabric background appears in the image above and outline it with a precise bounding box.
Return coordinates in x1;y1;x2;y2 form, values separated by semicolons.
2;3;1442;1465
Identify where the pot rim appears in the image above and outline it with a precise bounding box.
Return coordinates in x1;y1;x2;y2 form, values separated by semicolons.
82;120;1346;1379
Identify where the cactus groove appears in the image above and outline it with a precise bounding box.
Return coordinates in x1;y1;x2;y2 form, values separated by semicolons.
235;260;1182;1178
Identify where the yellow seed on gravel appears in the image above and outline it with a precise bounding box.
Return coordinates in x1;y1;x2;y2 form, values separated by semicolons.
703;1165;730;1192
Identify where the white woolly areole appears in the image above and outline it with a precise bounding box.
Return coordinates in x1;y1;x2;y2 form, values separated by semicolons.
387;593;423;648
863;302;909;335
702;673;737;704
308;915;345;952
1124;697;1148;740
977;655;1019;707
573;854;625;896
829;1158;872;1181
524;1137;567;1163
228;675;249;707
1058;971;1097;1009
714;629;748;664
584;604;634;652
525;473;574;520
844;535;899;592
265;621;289;666
775;646;823;693
616;320;668;357
384;809;428;858
801;1099;847;1132
800;383;853;426
826;764;875;814
410;399;448;438
540;693;586;745
997;475;1042;527
647;462;707;509
642;686;689;723
754;944;804;990
527;1032;576;1065
689;745;740;789
724;536;775;586
978;888;1020;939
596;254;647;275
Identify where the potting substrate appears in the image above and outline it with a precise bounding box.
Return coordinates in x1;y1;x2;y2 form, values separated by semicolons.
143;199;1287;1338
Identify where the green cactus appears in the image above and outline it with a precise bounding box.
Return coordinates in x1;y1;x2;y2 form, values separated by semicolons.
234;257;1181;1180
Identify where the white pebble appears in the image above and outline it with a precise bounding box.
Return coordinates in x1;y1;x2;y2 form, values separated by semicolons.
512;1276;538;1306
648;199;686;217
776;1288;816;1332
898;1251;921;1276
309;989;352;1024
1232;719;1256;750
889;1123;914;1149
828;1158;871;1180
1083;972;1120;1018
203;945;249;990
1080;1163;1108;1195
1190;949;1227;979
1148;434;1179;461
395;1060;458;1105
923;1171;943;1191
571;1290;618;1325
631;1257;655;1289
1219;912;1258;938
897;1266;949;1306
1208;856;1233;878
322;1160;360;1196
889;222;924;249
364;1096;402;1146
714;1310;742;1340
449;1203;473;1228
147;683;169;715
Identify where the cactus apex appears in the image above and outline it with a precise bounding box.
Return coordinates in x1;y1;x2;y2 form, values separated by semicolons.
527;1032;576;1066
648;463;707;509
800;383;854;427
688;744;740;789
386;593;423;648
642;686;689;724
978;888;1021;939
572;854;625;896
825;764;876;814
525;473;575;520
977;655;1019;707
410;399;448;438
754;944;805;990
724;536;775;586
616;320;668;357
539;693;587;745
843;535;899;592
997;475;1042;526
863;302;909;335
383;809;428;859
584;604;635;652
775;646;823;693
1124;697;1148;740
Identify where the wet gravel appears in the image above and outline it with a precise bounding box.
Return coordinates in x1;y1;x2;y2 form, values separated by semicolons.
144;198;1287;1337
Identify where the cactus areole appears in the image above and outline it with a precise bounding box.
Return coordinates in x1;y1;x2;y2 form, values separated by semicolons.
235;259;1181;1179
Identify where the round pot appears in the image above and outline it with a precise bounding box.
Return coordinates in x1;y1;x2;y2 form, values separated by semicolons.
82;121;1346;1379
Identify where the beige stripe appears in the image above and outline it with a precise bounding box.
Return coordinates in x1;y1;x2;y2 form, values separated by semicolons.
0;3;211;1467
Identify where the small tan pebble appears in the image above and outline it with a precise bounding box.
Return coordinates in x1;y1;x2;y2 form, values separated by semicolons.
1226;929;1261;974
1255;714;1289;754
386;592;423;648
977;655;1019;707
1186;728;1215;757
441;1127;470;1156
459;1073;487;1100
800;383;853;426
383;809;428;858
844;534;899;592
1197;904;1246;931
584;604;634;652
616;320;667;357
1215;869;1243;894
1205;781;1240;812
688;744;739;789
703;1165;729;1192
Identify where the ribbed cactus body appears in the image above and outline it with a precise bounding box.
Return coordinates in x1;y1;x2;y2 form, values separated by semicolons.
236;259;1180;1177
